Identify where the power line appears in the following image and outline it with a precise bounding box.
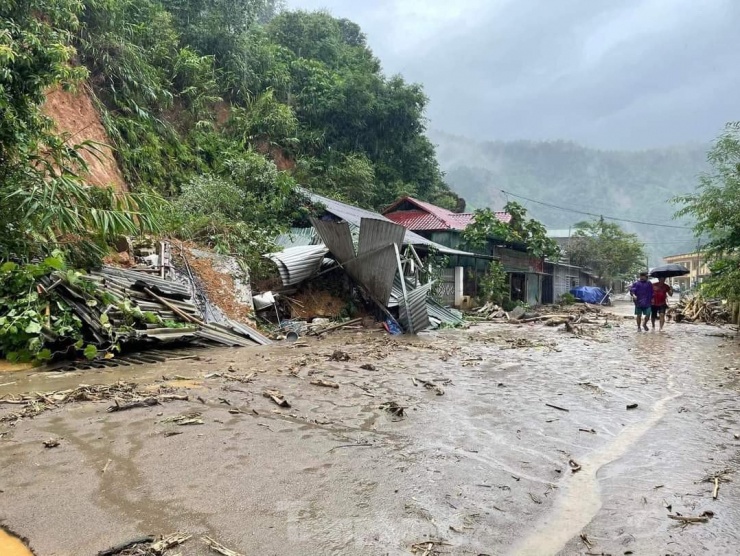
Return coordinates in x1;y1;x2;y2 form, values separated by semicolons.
501;190;694;230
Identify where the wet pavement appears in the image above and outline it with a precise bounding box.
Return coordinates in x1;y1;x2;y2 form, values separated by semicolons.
1;302;739;555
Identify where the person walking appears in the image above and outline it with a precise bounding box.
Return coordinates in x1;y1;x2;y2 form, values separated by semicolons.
651;277;673;331
629;272;653;332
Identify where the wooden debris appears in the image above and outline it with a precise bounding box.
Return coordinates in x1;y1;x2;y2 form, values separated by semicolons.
43;438;60;448
108;397;159;412
360;363;377;371
713;477;720;499
263;389;291;408
379;401;405;417
97;536;156;556
1;381;188;423
202;535;245;556
546;403;570;412
310;379;340;389
580;533;593;549
626;403;638;410
417;378;445;396
313;317;364;336
149;533;192;555
569;459;582;473
668;511;714;523
670;295;731;325
162;412;204;425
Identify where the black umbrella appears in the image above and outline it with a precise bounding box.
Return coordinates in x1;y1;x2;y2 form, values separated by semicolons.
649;263;690;278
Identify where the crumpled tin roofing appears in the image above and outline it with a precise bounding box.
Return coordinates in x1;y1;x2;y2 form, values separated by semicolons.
266;245;329;287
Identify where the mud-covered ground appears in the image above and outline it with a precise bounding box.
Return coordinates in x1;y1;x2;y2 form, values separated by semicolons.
1;302;739;556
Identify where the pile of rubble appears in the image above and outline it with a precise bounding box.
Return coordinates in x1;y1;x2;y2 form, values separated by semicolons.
469;301;605;324
36;264;269;363
670;296;732;325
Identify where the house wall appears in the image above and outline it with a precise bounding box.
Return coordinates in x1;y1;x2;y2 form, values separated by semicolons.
553;264;579;300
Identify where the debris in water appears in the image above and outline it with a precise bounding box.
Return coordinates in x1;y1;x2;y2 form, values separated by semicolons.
668;511;714;523
97;532;191;556
580;533;593;549
202;535;245;556
545;403;570;412
43;438;60;449
360;363;377;371
263;389;291;408
529;492;542;504
162;412;204;425
713;477;720;499
379;401;405;418
626;403;638;410
579;428;596;434
97;535;156;556
1;381;187;423
417;378;445;396
569;459;582;473
310;379;340;389
328;350;350;362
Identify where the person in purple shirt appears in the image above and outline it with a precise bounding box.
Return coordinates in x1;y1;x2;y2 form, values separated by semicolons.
630;271;653;331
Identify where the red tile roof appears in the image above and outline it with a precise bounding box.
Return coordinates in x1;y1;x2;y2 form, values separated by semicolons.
383;197;510;231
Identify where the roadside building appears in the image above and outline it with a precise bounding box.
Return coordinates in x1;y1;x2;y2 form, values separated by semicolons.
662;252;710;291
383;196;545;306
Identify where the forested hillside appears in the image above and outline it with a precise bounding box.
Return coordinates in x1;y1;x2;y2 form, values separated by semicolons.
1;0;459;268
431;131;708;262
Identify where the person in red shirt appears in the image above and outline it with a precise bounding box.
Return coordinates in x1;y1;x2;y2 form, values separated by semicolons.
651;277;673;331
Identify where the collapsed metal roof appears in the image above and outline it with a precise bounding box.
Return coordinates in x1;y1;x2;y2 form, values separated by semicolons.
301;189;475;257
265;245;329;287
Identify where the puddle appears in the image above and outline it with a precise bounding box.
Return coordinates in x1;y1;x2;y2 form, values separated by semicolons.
0;529;33;556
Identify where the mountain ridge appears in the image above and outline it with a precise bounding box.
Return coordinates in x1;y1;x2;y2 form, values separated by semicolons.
429;129;709;263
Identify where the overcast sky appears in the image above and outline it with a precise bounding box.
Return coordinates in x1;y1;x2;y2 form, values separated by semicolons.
286;0;740;149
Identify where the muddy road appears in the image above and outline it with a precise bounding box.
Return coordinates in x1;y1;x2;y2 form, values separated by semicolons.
1;304;739;555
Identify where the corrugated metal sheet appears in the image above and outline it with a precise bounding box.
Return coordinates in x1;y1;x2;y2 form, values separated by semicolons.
266;245;328;286
96;267;191;298
224;318;272;346
427;298;465;327
301;188;474;257
357;217;406;254
345;244;399;305
383;196;509;230
309;218;356;263
398;282;432;332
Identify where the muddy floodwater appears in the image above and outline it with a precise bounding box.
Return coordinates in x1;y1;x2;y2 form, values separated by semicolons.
1;302;739;555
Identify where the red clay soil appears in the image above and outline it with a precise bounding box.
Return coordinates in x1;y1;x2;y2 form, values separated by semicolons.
42;85;127;192
180;248;256;326
289;287;346;320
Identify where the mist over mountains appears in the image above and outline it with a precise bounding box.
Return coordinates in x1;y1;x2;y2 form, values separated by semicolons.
430;130;709;264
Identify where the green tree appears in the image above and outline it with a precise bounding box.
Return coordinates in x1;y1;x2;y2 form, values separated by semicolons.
675;122;740;299
0;0;162;263
479;261;508;305
567;218;646;283
463;202;561;259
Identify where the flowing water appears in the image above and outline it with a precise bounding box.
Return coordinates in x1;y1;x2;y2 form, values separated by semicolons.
0;306;738;555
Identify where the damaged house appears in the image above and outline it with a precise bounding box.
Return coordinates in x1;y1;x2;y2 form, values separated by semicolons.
383;196;546;306
262;190;473;332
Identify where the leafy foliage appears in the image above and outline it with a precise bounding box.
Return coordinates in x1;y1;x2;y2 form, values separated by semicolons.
478;261;508;305
0;254;87;363
463;202;561;259
0;0;164;264
567;219;646;282
675;122;740;299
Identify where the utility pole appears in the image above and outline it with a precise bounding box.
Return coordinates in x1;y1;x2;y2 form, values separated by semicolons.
695;238;701;289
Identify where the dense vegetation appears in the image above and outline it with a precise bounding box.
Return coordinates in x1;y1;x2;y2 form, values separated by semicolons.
1;0;459;268
567;219;646;283
676;123;740;300
431;130;708;264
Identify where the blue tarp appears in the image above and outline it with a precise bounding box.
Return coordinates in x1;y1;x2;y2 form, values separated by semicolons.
569;286;608;305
